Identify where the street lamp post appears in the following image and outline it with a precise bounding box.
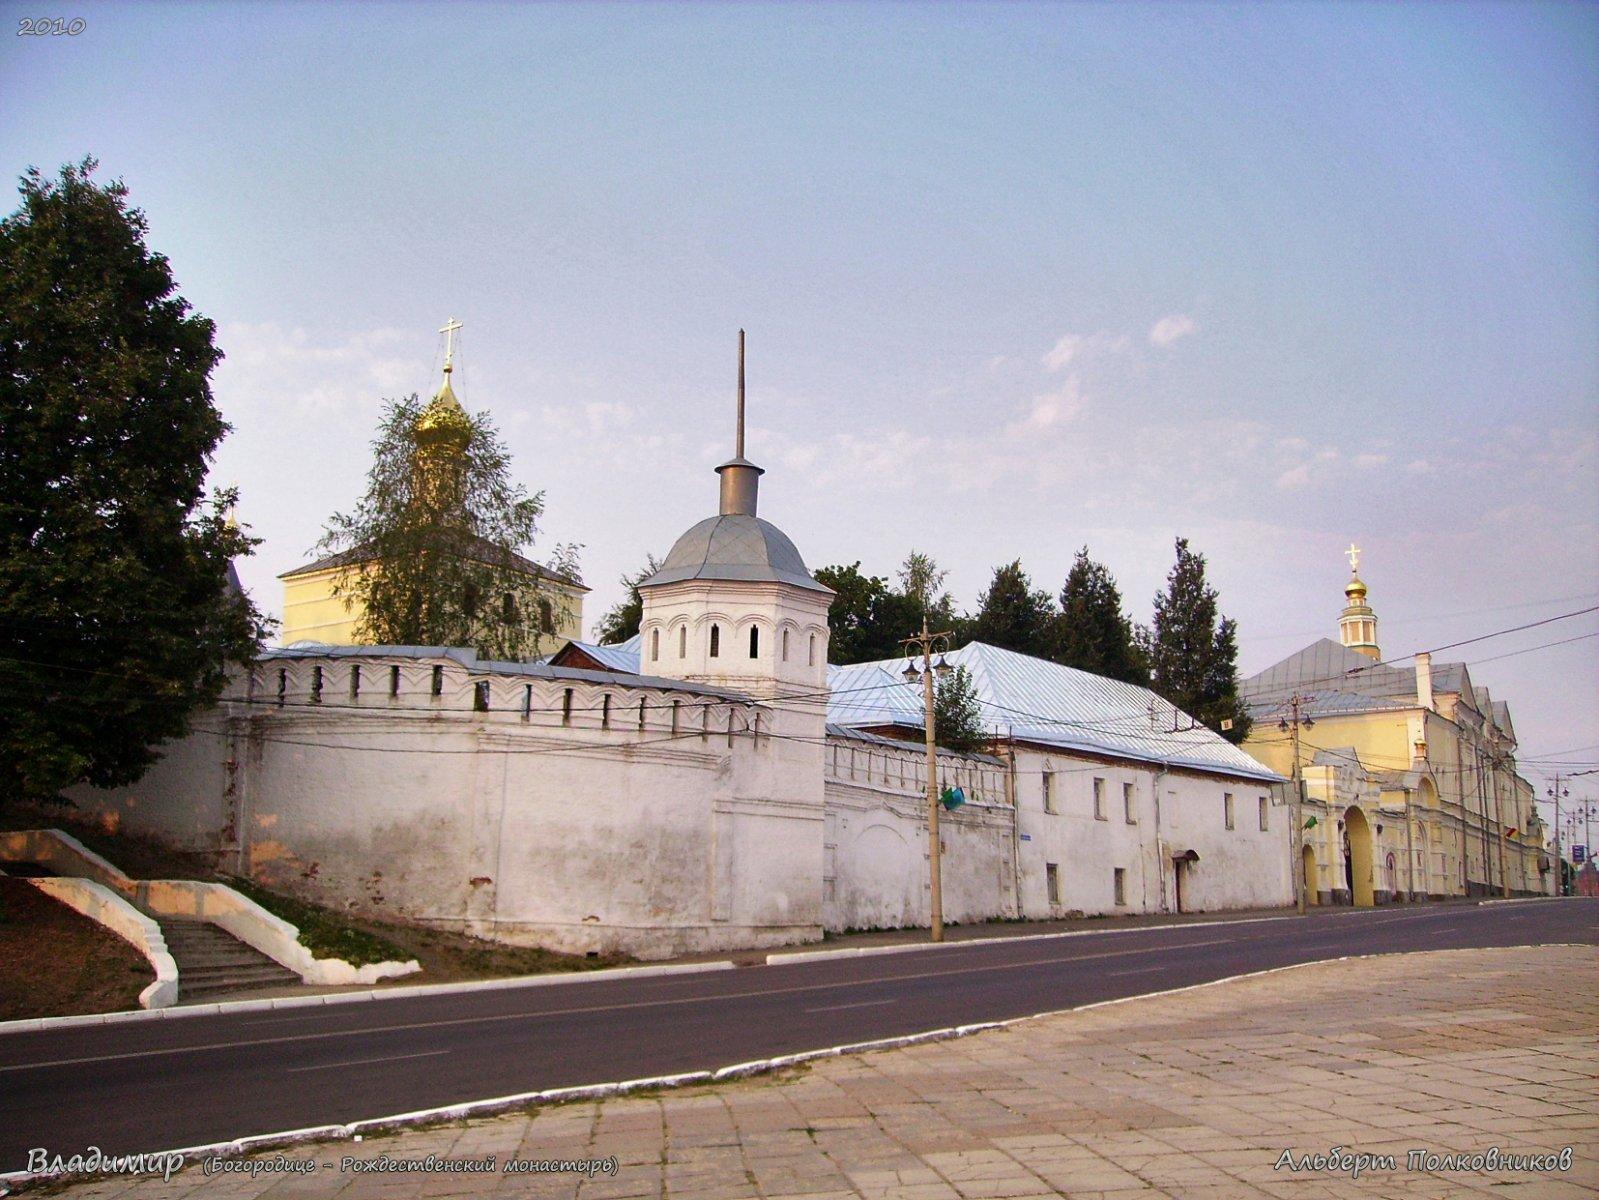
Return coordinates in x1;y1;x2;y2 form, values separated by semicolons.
1278;695;1314;916
901;617;954;942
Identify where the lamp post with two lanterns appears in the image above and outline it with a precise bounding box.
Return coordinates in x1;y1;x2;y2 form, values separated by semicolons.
901;616;955;942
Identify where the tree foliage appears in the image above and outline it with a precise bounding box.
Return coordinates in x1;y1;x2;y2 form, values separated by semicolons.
970;559;1057;658
933;665;988;755
1145;537;1251;743
594;554;661;645
318;394;580;661
897;549;958;628
1052;546;1150;685
0;158;266;803
811;562;921;664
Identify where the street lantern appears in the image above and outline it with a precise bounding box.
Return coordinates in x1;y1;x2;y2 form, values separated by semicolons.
935;655;952;678
902;661;921;685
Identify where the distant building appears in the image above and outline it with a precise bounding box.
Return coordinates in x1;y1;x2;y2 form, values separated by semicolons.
1241;551;1546;903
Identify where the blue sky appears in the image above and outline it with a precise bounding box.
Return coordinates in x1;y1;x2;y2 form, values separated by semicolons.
4;2;1596;811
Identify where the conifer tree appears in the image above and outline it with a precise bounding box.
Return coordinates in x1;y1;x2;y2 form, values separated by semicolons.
0;159;265;803
970;560;1057;658
812;562;920;663
1052;547;1149;685
1145;537;1251;742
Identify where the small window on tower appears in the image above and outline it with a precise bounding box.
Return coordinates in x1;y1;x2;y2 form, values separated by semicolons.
651;628;660;662
782;629;790;662
679;626;687;658
808;633;817;666
749;626;759;659
709;624;720;658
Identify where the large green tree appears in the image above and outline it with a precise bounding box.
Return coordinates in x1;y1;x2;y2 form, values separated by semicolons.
319;394;581;661
594;554;661;645
1144;537;1251;743
1051;547;1150;685
0;159;265;804
969;559;1057;658
811;562;921;664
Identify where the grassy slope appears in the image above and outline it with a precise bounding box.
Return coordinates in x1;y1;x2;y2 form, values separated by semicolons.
1;808;632;981
0;878;153;1019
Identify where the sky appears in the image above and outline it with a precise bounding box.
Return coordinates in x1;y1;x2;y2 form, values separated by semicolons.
3;1;1597;829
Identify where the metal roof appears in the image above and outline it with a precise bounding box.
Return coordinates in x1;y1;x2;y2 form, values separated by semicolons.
828;641;1281;783
279;537;588;590
639;514;831;594
825;722;1004;766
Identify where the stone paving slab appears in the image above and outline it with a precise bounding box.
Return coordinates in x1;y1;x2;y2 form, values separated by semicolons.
21;946;1598;1199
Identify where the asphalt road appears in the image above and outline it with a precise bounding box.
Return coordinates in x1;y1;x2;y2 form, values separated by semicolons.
2;899;1593;1174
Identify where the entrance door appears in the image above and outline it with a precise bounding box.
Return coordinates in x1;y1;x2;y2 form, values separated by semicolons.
1344;807;1375;907
1302;844;1318;906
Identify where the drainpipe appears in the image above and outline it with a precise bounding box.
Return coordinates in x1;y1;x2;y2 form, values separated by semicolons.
1403;786;1416;903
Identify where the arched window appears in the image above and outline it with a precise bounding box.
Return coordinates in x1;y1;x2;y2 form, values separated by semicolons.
808;632;817;666
537;598;554;633
709;624;721;658
463;584;480;619
678;626;687;658
502;593;518;622
749;626;760;659
651;628;661;662
782;629;790;662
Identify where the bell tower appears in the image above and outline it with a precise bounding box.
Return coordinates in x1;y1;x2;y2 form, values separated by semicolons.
1338;543;1380;660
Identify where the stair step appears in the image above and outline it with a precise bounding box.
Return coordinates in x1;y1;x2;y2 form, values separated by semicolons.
158;916;306;1001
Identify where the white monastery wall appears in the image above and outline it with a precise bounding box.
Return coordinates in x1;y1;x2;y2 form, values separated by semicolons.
822;734;1014;932
68;651;823;959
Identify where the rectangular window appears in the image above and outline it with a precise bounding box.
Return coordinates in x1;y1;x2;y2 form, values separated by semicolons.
389;664;401;697
1123;781;1135;824
1224;792;1235;830
1046;862;1060;905
473;681;490;712
1042;771;1056;814
1114;867;1126;906
601;693;611;728
349;664;360;699
562;688;574;724
310;665;323;704
276;668;287;708
522;684;532;721
431;665;443;697
1259;795;1270;831
1093;777;1106;820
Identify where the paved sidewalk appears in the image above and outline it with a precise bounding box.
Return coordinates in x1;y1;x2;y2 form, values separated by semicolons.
32;946;1598;1199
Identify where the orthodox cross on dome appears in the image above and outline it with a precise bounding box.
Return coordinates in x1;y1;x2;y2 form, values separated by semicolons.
1346;542;1361;573
439;316;464;371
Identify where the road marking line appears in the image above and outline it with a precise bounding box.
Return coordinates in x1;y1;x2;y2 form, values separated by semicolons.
0;936;1242;1074
287;1050;447;1074
804;999;898;1013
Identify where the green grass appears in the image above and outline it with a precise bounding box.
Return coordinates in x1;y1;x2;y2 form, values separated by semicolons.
223;875;411;967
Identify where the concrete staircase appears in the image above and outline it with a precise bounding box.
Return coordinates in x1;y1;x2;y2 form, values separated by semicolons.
160;918;302;1001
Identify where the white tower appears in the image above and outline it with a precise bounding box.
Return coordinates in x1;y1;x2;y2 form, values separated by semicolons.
637;331;834;696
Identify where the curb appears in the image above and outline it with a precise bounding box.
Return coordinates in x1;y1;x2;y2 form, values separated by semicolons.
765;912;1301;965
0;960;736;1036
8;943;1582;1189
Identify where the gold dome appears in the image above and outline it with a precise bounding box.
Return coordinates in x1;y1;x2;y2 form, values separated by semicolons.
1345;574;1368;601
414;368;473;451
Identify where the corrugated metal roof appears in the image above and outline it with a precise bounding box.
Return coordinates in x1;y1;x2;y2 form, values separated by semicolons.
829;642;1281;783
565;635;642;673
279;537;588;590
825;723;1003;766
640;514;831;593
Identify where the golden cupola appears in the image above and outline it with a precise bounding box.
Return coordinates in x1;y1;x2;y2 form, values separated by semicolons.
413;317;473;505
1338;543;1379;660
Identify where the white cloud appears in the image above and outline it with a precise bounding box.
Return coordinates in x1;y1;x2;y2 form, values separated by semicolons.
1008;376;1086;435
1353;453;1390;469
1149;314;1198;347
1275;464;1313;491
1042;331;1130;372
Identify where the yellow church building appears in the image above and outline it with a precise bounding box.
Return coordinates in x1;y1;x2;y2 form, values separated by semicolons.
1241;549;1546;904
278;322;587;652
